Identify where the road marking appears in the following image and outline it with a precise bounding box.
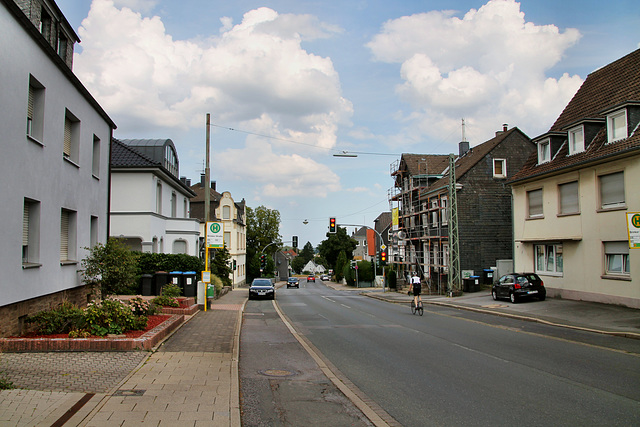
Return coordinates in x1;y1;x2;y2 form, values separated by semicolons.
341;304;351;309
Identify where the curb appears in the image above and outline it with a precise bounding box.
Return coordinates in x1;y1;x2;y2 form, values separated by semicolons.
363;292;640;340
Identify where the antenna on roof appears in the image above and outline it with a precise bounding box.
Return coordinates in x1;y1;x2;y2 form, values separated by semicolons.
461;118;467;142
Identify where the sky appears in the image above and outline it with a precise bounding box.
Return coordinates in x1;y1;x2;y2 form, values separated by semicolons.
55;0;640;248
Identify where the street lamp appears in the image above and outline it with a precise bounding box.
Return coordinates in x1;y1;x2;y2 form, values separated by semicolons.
333;151;357;158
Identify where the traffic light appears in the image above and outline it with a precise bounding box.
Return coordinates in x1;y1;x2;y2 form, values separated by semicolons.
292;235;298;249
329;217;336;233
260;254;266;269
380;251;387;265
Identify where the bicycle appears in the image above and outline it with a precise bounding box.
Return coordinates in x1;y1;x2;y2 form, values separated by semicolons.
410;299;423;316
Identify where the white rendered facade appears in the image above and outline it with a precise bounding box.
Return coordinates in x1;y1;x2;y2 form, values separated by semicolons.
0;0;115;326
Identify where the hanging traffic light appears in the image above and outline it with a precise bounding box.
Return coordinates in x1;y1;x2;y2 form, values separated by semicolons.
292;235;298;249
329;217;336;233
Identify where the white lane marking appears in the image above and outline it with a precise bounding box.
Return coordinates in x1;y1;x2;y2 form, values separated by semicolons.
341;304;351;309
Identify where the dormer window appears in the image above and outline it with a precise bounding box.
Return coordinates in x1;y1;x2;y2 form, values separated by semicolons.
493;159;507;178
568;126;585;155
607;110;628;143
537;139;550;164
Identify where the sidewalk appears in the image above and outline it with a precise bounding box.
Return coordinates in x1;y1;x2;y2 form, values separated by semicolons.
0;288;248;427
329;283;640;339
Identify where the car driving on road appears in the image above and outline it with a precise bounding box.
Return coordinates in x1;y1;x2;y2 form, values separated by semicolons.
249;278;275;300
307;275;315;282
492;273;546;303
287;277;299;288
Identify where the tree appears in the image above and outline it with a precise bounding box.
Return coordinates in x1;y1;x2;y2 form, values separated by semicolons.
210;246;232;286
318;226;356;270
300;242;315;264
291;255;306;274
246;205;282;280
334;251;347;282
81;239;139;297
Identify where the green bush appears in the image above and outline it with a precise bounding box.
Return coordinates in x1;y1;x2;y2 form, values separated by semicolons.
387;268;397;289
161;283;181;298
85;298;147;336
81;239;140;297
128;296;152;316
0;374;13;390
25;301;86;335
212;274;224;296
152;295;179;308
137;252;203;276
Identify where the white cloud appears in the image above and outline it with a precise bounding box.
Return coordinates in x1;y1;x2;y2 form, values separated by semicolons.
113;0;158;13
367;0;583;145
74;0;352;198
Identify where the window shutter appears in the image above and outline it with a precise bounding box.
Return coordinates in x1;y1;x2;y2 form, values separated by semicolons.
23;203;29;246
559;181;579;213
60;210;69;261
28;86;34;120
528;189;543;216
604;241;628;255
600;172;624;207
63;117;72;156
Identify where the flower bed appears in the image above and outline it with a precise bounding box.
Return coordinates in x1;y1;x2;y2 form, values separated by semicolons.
0;314;185;352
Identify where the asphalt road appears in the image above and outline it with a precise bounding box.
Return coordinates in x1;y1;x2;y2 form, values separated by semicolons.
276;279;640;426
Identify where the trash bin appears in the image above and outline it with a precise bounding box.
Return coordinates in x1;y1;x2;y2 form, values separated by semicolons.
463;277;474;293
470;275;481;292
169;271;184;294
182;271;197;297
154;271;169;295
140;274;153;296
482;269;494;285
206;283;215;298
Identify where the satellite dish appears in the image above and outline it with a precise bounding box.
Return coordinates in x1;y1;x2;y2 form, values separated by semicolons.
398;230;406;240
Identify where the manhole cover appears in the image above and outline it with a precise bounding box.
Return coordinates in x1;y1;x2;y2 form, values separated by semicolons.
259;369;297;377
113;389;146;396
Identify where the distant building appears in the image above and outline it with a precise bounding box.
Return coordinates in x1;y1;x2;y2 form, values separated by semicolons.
351;227;370;261
0;0;116;336
110;139;200;256
389;125;535;291
189;176;247;287
509;49;640;308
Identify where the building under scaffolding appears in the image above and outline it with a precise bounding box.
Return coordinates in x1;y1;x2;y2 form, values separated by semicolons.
388;126;538;295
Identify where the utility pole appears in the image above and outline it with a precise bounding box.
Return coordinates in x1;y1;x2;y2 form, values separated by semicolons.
448;153;461;295
205;113;211;271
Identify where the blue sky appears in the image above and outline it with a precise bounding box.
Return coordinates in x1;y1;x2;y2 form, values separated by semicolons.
55;0;639;247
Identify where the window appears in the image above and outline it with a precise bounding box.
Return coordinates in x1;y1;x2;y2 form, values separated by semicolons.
535;244;563;275
558;181;579;215
527;189;543;218
538;139;550;164
39;7;52;41
223;205;231;220
171;192;177;218
90;216;98;248
441;196;448;226
27;76;45;142
224;232;231;249
607;110;628;143
57;35;68;61
173;240;187;254
23;199;40;265
604;241;630;276
63;109;80;163
493;159;507;178
599;171;625;209
156;182;162;214
92;135;100;177
60;209;77;262
568;126;585;155
430;199;439;227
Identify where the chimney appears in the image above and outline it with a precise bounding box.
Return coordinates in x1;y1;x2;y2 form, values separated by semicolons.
211;181;216;191
200;173;205;188
186;179;191;187
459;141;470;156
503;123;508;132
180;176;186;184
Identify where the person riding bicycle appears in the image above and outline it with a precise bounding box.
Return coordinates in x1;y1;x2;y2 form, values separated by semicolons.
409;272;422;308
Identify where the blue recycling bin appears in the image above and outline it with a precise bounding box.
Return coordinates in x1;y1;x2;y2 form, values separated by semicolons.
169;271;184;295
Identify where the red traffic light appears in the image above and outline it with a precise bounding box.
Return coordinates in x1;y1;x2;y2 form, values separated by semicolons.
329;217;336;233
381;251;387;262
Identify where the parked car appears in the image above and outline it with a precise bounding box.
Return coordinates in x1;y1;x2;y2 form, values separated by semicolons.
492;273;546;303
307;275;315;282
287;277;299;288
249;278;275;300
320;274;329;281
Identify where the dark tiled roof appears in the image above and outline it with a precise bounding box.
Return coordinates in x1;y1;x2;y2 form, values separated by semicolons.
551;48;640;131
189;183;222;203
510;49;640;184
111;138;158;167
398;154;450;176
427;127;528;190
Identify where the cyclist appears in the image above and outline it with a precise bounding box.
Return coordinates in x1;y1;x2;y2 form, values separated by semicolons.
409;272;422;309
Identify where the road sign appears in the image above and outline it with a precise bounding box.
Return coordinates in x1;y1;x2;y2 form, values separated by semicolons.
381;244;386;250
627;212;640;249
202;271;211;283
206;222;224;248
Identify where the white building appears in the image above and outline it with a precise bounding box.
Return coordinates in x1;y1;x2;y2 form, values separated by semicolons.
110;139;200;256
190;178;247;287
0;0;116;336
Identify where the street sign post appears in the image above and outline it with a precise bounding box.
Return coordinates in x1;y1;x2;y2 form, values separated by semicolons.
206;222;224;249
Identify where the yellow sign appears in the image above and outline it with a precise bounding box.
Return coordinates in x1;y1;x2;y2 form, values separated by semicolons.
392;207;399;231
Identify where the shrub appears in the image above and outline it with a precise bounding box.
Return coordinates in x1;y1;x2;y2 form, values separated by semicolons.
25;301;86;335
81;239;140;297
212;274;224;296
161;283;181;298
152;295;179;308
0;374;13;390
128;296;152;316
84;298;147;336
